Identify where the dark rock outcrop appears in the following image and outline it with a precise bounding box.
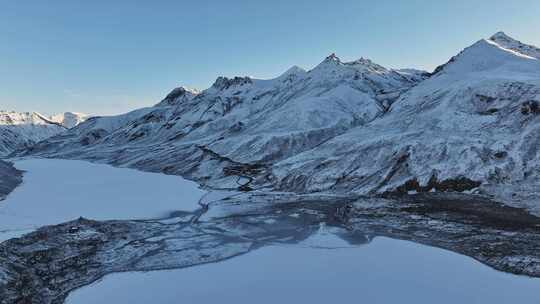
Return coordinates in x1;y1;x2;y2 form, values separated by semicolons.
0;161;22;201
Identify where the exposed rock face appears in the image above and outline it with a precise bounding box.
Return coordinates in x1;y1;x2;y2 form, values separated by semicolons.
0;161;22;201
20;33;540;213
155;86;199;107
212;76;253;90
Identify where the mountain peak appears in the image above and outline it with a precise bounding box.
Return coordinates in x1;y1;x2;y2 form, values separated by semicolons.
165;86;199;98
310;53;342;72
323;53;341;63
490;31;511;41
283;65;306;75
431;37;540;77
211;76;253;91
488;31;540;59
344;57;389;72
276;65;307;81
347;57;373;65
156;86;200;107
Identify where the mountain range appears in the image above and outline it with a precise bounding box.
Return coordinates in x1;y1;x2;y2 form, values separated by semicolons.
0;111;88;156
5;32;540;213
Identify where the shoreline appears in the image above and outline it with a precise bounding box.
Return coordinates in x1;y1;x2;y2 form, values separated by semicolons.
2;191;540;303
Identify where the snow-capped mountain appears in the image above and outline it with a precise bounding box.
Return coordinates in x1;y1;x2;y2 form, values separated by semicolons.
25;53;424;186
49;112;90;129
0;111;67;157
23;33;540;212
276;34;540;210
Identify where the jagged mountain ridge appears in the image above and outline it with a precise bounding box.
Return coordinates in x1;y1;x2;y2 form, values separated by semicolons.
23;32;540;212
25;54;425;174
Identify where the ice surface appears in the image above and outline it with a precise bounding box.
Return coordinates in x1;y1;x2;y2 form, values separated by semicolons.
0;158;206;241
66;236;540;304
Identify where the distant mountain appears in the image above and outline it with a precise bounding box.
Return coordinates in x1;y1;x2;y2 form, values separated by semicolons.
49;112;90;129
0;111;66;157
23;32;540;212
0;111;90;157
276;34;540;211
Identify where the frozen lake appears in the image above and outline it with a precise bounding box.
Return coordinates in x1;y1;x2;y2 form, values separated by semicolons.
67;234;540;304
2;158;539;303
0;158;206;241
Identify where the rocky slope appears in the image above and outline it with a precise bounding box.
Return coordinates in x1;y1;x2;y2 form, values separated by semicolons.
23;33;540;212
0;111;67;157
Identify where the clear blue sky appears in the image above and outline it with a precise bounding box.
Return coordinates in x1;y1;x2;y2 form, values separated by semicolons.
1;0;539;115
